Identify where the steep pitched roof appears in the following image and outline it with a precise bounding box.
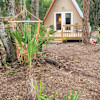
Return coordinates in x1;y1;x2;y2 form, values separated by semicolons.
44;0;83;21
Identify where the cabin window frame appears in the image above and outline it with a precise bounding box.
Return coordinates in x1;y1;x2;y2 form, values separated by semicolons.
54;12;73;32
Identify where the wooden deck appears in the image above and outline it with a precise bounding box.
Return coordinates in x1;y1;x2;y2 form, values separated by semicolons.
47;24;90;42
50;32;82;42
52;32;82;39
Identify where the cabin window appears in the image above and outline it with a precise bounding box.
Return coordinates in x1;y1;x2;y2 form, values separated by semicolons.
65;13;71;30
56;14;61;30
65;13;71;24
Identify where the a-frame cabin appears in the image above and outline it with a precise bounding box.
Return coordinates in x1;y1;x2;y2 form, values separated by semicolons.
44;0;90;42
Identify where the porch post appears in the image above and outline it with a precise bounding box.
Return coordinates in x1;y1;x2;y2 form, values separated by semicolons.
61;28;63;41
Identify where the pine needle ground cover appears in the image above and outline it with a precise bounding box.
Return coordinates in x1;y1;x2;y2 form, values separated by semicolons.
0;43;100;100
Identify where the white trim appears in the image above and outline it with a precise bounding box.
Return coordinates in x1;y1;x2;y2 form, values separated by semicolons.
54;12;73;32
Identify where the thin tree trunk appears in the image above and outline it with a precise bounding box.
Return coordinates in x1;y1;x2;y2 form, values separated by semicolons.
7;0;15;16
31;0;39;19
31;0;35;18
82;0;90;44
0;1;17;63
7;0;15;32
7;0;15;43
35;0;39;18
15;0;24;31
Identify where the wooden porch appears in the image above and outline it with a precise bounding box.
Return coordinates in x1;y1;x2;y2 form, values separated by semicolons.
48;24;90;42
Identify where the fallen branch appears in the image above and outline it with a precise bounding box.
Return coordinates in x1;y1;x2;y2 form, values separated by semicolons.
44;58;61;68
44;58;100;81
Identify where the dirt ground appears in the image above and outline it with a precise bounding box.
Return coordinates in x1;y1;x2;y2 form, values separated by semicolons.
0;42;100;100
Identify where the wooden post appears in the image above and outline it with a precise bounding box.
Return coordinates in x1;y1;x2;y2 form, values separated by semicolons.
88;22;90;34
61;28;63;41
47;28;50;39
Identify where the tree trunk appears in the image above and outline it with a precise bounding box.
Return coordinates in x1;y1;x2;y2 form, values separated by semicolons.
7;0;15;32
0;22;16;63
7;0;15;16
15;0;24;31
31;0;35;17
82;0;90;44
35;0;39;18
0;1;17;63
31;0;39;19
7;0;15;43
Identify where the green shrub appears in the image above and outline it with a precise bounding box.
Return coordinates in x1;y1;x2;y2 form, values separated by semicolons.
12;23;52;67
96;26;100;43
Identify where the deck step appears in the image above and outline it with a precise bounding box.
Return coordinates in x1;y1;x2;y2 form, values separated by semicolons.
50;41;62;43
52;38;62;43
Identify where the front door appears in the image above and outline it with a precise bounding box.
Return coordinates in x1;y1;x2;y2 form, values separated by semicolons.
54;13;62;32
54;12;73;32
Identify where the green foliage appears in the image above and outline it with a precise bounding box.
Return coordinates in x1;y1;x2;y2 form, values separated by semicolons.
12;23;52;66
39;0;52;20
96;26;100;43
0;0;8;16
6;69;17;75
63;89;81;100
89;0;100;29
31;78;81;100
76;0;83;11
6;28;11;39
49;26;56;35
31;78;56;100
12;98;19;100
1;56;7;65
76;0;100;29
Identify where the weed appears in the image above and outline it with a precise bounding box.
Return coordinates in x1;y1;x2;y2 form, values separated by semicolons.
12;98;19;100
63;89;81;100
31;78;56;100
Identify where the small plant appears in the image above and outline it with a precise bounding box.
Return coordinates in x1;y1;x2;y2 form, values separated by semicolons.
96;26;100;43
12;98;19;100
49;26;56;35
6;28;12;39
31;78;56;100
6;69;17;75
63;89;81;100
62;38;67;43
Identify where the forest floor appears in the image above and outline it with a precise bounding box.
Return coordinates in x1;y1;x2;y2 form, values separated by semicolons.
0;42;100;100
0;31;100;100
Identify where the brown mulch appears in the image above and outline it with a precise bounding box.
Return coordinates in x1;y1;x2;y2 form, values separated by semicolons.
0;43;100;100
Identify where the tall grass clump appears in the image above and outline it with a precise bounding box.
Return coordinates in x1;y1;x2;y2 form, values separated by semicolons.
31;78;56;100
31;78;81;100
63;89;81;100
12;23;52;67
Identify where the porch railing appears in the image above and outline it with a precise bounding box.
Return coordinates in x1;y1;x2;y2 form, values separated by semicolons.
61;24;83;40
61;24;90;40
